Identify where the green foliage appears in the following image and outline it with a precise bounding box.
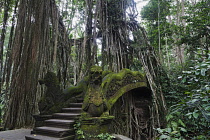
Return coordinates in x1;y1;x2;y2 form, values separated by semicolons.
74;121;85;139
141;0;170;21
141;0;210;64
141;0;173;48
158;53;210;139
176;55;210;133
157;111;187;140
180;0;210;55
156;109;187;139
96;133;115;140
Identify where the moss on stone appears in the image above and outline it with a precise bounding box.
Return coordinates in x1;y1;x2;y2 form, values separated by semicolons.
102;70;113;78
77;67;148;138
78;68;148;117
82;66;107;117
80;116;115;138
90;66;103;73
106;82;147;110
63;76;89;100
100;69;147;111
81;116;114;121
38;72;64;115
39;71;60;87
101;68;145;90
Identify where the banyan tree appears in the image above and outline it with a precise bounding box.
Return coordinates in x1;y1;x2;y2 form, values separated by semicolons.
0;0;168;139
2;0;72;129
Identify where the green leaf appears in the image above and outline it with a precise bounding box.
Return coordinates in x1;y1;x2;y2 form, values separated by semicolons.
180;127;187;132
181;78;186;83
184;91;191;94
205;106;210;111
186;112;192;116
159;134;171;140
171;121;178;130
201;63;208;67
166;114;173;121
201;68;206;76
178;119;186;127
77;130;83;134
202;98;209;102
188;114;192;119
156;128;163;133
171;131;178;134
193;111;199;119
166;128;172;133
191;99;198;103
195;71;200;75
206;113;210;116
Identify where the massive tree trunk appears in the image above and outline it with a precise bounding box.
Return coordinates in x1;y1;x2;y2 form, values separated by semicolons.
84;0;93;71
3;0;52;129
3;0;71;129
96;0;131;71
4;0;43;129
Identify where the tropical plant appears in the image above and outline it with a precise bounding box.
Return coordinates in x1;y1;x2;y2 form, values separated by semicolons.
157;51;210;139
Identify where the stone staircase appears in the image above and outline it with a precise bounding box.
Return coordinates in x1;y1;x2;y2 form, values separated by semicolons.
25;100;83;140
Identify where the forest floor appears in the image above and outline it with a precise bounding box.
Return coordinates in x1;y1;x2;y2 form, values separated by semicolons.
0;128;32;140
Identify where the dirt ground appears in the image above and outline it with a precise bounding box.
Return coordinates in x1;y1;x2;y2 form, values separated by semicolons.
0;129;32;140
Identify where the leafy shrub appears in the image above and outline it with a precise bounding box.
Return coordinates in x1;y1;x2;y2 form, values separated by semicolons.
157;53;210;139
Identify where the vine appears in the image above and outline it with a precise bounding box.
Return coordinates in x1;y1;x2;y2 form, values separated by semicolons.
109;91;153;139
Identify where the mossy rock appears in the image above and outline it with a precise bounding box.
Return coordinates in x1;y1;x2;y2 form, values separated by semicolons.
90;66;103;73
101;69;147;111
39;71;60;87
38;72;64;115
63;76;89;100
101;68;145;90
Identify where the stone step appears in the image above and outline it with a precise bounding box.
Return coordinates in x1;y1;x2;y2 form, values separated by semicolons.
53;113;80;120
62;107;82;113
25;134;60;140
45;119;75;129
76;98;83;103
112;134;132;140
25;134;75;140
26;101;83;139
33;115;52;121
69;103;83;108
34;126;74;137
